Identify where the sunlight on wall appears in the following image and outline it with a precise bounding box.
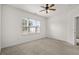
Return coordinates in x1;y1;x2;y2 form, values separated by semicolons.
50;24;63;34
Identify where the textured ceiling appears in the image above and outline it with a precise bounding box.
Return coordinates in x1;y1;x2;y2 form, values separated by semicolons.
9;4;79;18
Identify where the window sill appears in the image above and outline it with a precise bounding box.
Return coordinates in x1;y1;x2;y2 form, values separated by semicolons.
21;32;40;36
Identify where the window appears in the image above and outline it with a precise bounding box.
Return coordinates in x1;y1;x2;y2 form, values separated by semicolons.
22;18;40;34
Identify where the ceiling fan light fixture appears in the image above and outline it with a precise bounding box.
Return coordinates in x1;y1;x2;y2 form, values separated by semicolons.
40;4;56;14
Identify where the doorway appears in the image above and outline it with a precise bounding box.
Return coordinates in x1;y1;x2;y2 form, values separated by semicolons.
75;16;79;46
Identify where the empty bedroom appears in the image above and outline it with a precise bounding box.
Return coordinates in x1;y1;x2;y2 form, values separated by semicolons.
0;4;79;55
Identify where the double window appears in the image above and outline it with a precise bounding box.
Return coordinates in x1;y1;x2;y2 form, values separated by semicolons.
22;18;40;34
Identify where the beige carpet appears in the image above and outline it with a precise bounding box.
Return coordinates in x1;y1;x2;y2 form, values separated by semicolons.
1;38;79;55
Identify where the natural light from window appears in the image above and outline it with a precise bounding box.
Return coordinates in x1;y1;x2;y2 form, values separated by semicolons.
22;18;40;34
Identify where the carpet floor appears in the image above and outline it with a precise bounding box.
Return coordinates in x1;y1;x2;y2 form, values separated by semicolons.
1;38;79;55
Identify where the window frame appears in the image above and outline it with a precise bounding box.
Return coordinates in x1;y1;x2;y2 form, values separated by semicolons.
22;17;40;35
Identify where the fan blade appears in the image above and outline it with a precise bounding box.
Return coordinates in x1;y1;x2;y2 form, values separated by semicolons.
40;10;45;12
40;6;45;8
46;10;48;13
50;4;55;7
49;9;56;11
46;4;48;7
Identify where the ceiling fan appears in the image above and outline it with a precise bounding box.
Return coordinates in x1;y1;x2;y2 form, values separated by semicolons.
40;4;56;14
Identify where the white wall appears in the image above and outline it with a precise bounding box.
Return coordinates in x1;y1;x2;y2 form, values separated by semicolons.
47;14;68;42
66;6;79;45
47;5;79;45
0;5;1;52
2;5;46;48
